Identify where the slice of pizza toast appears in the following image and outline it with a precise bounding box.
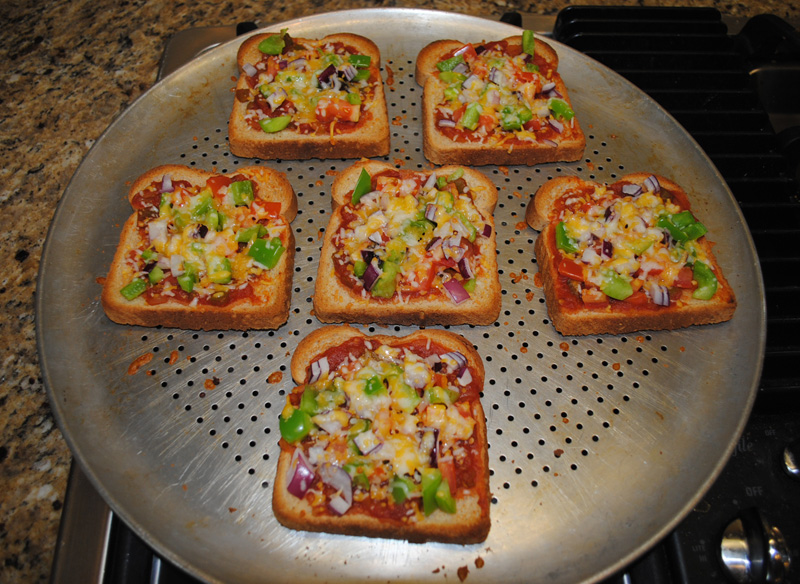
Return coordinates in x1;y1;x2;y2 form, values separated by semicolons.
526;173;736;335
313;160;501;325
415;33;585;166
101;164;296;330
273;325;491;544
229;30;389;160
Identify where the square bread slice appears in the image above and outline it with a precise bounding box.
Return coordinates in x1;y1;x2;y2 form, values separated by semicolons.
229;30;389;160
313;160;501;326
101;164;296;330
526;173;737;335
273;325;491;544
415;34;585;166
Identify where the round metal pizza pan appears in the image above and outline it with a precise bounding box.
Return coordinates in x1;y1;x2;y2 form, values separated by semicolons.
37;8;764;584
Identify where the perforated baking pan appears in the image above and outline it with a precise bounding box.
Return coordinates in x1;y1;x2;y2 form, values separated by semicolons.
37;8;765;583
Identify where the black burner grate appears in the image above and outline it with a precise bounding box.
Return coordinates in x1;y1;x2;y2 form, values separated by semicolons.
554;6;800;408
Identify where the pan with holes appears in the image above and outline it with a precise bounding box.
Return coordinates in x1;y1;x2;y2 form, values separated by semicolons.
37;8;764;584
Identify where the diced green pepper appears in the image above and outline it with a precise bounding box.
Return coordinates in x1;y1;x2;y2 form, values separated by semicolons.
248;237;285;269
425;385;459;406
463;278;476;293
148;265;164;285
258;28;287;55
460;102;481;131
435;189;454;208
434;480;457;514
237;224;267;243
601;271;633;301
208;257;232;284
317;387;347;411
141;249;158;263
500;105;533;131
549;98;575;121
657;212;708;243
259;115;292;134
346;92;362;105
692;260;718;300
387;375;421;412
353;260;368;277
364;375;386;396
230;180;254;207
351;168;372;205
384;238;406;263
349;418;371;436
444;86;460;101
344;462;371;490
404;219;433;244
207;209;223;231
279;407;314;443
522;30;536;56
349;54;371;68
447;168;464;183
555;221;579;254
370;260;399;298
436;54;465;72
454;210;477;242
120;278;146;300
439;71;466;84
323;53;342;66
177;271;196;293
299;387;320;416
353;69;370;81
390;475;416;504
421;468;443;516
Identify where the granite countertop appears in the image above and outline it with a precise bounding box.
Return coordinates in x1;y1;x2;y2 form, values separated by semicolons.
1;0;799;581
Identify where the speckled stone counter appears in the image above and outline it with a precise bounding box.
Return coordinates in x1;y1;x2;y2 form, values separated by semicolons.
1;0;798;582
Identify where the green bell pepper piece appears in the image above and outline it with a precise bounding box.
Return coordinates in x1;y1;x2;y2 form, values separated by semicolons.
346;92;362;105
259;115;292;134
353;69;370;81
421;468;443;516
177;271;196;293
351;168;372;205
258;28;287;55
120;278;146;300
349;54;371;68
436;54;465;72
454;210;477;242
370;261;399;298
349;418;372;436
384;238;406;263
364;375;386;396
299;387;320;415
148;266;164;285
522;30;536;56
555;221;579;254
463;278;476;293
692;261;718;300
549;98;575;121
601;272;633;301
500;105;533;131
657;212;708;243
279;407;314;443
435;189;454;208
230;180;255;207
344;462;371;490
434;479;457;514
353;260;368;277
439;71;466;84
237;224;267;243
208;257;232;284
390;475;416;504
447;168;464;183
444;86;460;101
248;237;285;269
460;102;481;131
425;385;459;406
141;248;158;263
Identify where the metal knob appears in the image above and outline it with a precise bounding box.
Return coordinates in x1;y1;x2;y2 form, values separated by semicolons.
720;508;791;583
783;439;800;480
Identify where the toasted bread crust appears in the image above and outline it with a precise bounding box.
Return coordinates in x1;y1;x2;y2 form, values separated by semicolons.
101;165;297;331
228;32;390;160
416;36;585;166
274;325;491;544
313;161;502;326
528;174;737;336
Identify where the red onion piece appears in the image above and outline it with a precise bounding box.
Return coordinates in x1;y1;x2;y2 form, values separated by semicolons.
286;449;316;499
362;262;382;291
650;284;670;306
488;67;505;86
425;203;438;222
423;173;438;190
622;184;643;197
601;240;613;259
548;118;564;133
160;174;173;193
288;57;307;70
309;357;329;383
419;428;439;467
462;74;481;90
458;367;473;385
452;62;469;75
360;249;375;264
368;231;384;244
242;63;258;78
482;224;492;238
541;81;556;93
329;495;351;516
644;175;661;193
319;464;353;515
444;279;470;304
441;351;467;376
458;257;474;279
543;139;558;147
426;236;442;251
267;88;287;110
438;119;456;128
318;64;336;86
353;430;383;455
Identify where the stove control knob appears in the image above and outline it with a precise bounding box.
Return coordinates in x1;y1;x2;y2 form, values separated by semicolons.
719;508;791;583
783;440;800;480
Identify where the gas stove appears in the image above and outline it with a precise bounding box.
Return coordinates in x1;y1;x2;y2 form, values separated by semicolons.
50;7;800;583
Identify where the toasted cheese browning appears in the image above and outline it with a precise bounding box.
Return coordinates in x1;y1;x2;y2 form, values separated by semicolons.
432;38;579;146
279;337;483;521
236;30;381;137
332;168;492;303
120;172;288;306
